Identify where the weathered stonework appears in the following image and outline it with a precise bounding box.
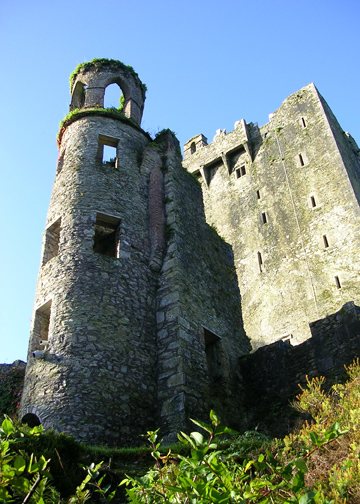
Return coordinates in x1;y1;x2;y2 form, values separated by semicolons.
19;61;360;444
19;61;250;444
183;84;360;349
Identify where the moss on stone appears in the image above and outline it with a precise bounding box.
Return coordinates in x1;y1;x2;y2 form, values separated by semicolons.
69;58;147;93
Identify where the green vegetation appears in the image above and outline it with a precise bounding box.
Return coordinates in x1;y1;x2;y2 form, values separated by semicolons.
57;108;144;148
2;360;360;502
0;365;24;418
69;59;147;93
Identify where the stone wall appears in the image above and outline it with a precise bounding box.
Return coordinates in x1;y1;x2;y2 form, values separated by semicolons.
183;84;360;349
151;131;250;438
238;302;360;435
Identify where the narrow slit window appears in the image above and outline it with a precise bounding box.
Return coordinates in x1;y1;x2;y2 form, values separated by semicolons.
257;190;261;200
190;142;196;154
261;212;267;224
335;276;341;289
323;235;329;248
93;213;121;258
257;251;263;272
301;117;307;128
235;168;240;179
310;196;316;208
96;135;119;168
42;218;61;266
298;153;305;167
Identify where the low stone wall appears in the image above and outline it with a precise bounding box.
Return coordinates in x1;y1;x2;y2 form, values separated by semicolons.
238;302;360;435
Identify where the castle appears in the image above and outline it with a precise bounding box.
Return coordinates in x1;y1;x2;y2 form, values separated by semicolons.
19;59;360;444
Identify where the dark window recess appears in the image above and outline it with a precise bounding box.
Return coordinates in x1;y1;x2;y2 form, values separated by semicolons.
204;159;222;186
228;145;246;172
22;413;41;428
335;276;341;289
261;212;267;224
301;117;307;128
257;190;261;200
264;132;268;138
190;142;196;154
32;300;52;353
203;327;222;382
235;165;246;178
323;235;329;248
93;213;121;258
42;218;61;265
298;153;305;167
257;251;263;272
96;134;119;167
310;196;316;208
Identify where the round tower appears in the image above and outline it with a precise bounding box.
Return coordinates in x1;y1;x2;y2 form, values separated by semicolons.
19;60;158;445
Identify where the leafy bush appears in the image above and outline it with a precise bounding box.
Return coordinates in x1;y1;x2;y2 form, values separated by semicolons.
2;360;360;502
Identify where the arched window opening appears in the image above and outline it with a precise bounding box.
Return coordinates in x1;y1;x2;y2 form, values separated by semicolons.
104;83;123;110
71;82;87;110
22;413;41;428
190;142;196;154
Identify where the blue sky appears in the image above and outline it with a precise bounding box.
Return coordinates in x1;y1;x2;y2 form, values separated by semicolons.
0;0;359;363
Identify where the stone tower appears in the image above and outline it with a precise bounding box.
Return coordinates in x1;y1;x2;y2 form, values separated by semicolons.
20;60;250;444
183;83;360;349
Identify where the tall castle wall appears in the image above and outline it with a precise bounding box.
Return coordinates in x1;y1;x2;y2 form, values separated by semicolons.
183;83;360;349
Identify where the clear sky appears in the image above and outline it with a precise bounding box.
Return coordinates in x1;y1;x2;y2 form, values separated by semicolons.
0;0;359;363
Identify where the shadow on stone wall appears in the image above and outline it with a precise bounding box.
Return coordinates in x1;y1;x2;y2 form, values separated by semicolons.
238;302;360;437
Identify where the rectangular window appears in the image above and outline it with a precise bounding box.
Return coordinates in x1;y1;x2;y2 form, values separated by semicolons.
261;212;267;224
96;134;119;168
31;300;52;353
42;218;61;266
310;196;316;208
257;190;261;200
93;213;121;258
298;153;305;167
235;165;246;178
323;235;329;248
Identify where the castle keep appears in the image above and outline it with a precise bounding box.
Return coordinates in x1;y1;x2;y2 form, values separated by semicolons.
20;60;360;444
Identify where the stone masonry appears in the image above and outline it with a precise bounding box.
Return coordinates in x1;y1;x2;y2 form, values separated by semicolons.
19;60;360;445
19;60;250;444
184;84;360;349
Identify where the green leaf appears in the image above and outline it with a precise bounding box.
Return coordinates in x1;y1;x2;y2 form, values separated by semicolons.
14;455;26;475
210;410;221;426
299;491;318;504
214;425;239;436
294;458;308;473
190;431;205;446
190;418;213;434
1;418;14;436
